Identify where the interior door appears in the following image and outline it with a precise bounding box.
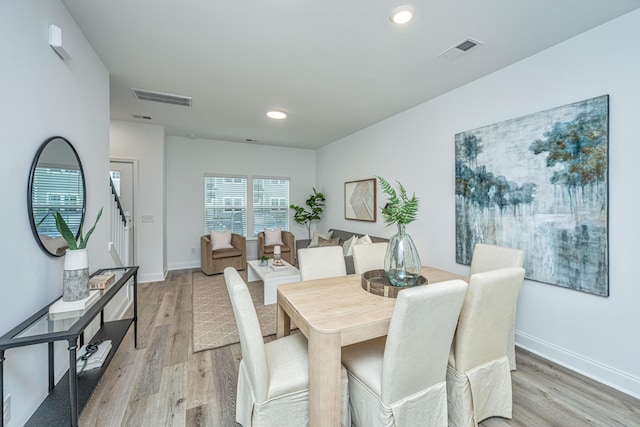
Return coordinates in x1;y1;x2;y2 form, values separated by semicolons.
110;160;135;264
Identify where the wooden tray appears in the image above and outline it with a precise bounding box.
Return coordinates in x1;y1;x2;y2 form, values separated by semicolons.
361;269;427;298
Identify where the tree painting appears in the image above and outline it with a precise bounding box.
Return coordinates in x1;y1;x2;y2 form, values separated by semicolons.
455;95;609;296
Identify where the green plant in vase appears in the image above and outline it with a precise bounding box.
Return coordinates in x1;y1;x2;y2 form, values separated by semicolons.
290;188;325;239
55;207;103;301
55;207;103;250
377;176;421;287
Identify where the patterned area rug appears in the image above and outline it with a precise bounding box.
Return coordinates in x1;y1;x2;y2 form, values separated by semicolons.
192;270;278;352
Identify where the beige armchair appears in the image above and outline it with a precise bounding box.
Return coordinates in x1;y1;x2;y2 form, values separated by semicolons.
200;233;246;275
257;230;295;265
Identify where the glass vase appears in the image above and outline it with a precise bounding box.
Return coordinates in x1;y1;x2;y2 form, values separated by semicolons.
384;224;421;287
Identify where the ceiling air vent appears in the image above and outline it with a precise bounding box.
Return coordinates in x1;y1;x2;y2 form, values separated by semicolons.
438;37;484;61
130;88;192;107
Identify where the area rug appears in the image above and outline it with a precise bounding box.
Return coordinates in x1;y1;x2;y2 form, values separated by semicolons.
192;270;278;352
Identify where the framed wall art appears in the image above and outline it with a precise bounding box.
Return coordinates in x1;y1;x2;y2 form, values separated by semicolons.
455;95;609;296
345;178;376;222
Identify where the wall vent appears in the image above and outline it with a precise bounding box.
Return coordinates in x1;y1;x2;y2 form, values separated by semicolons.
438;37;484;60
130;88;192;107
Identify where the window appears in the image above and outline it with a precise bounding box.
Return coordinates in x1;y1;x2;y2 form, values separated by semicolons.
204;175;247;236
253;178;289;236
32;166;84;237
203;175;289;237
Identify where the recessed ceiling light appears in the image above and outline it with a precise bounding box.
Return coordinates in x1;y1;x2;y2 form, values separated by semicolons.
390;6;415;24
267;110;287;120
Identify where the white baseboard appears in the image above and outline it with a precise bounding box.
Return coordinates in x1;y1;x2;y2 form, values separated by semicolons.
167;260;200;271
516;331;640;399
137;271;166;283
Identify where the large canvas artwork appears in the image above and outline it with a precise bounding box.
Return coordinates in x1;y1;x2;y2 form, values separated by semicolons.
455;95;609;296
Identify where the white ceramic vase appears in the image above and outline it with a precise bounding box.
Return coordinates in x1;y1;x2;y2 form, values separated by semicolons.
63;248;90;301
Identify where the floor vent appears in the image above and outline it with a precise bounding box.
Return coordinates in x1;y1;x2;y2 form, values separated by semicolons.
438;37;483;60
130;88;192;107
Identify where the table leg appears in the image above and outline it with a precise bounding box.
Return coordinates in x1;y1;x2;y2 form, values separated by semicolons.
1;349;4;427
276;303;290;338
68;338;79;427
133;273;138;348
48;342;54;392
308;329;342;427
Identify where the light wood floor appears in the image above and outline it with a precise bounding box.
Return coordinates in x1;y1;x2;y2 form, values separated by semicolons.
80;269;640;427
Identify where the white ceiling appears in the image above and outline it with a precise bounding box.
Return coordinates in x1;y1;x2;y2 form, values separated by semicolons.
62;0;639;149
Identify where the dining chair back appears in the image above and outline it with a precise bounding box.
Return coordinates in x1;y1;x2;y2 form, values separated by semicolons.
224;267;351;426
341;280;468;426
298;246;347;280
447;267;525;427
224;268;269;401
352;242;388;274
469;243;525;370
469;243;524;275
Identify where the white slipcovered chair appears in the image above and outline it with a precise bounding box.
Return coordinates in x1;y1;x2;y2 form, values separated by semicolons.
447;267;526;427
470;243;525;370
352;242;389;274
224;267;350;426
298;246;347;281
341;280;469;426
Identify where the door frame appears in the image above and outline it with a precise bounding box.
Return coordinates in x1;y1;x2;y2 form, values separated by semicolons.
110;157;139;266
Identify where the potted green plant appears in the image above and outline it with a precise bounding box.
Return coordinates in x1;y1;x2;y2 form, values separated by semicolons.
55;208;103;301
290;188;325;239
377;176;421;287
259;255;269;266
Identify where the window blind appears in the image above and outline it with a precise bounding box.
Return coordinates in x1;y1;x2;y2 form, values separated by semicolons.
204;175;247;236
32;167;84;237
252;178;289;236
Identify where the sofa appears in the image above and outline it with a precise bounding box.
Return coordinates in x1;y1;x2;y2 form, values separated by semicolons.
296;228;389;274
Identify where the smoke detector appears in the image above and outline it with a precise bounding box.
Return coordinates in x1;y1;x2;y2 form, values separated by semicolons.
438;37;484;60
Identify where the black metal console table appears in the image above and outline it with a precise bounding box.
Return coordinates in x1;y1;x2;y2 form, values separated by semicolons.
0;266;138;427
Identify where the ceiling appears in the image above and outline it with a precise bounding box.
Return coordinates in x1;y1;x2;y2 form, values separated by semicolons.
61;0;639;149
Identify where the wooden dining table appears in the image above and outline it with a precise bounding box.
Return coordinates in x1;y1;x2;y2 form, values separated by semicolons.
276;265;468;426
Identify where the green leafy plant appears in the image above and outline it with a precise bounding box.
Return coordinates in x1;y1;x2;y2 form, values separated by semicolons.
290;188;325;239
55;207;103;250
377;176;419;226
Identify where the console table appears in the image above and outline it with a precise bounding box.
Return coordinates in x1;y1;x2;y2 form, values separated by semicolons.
0;266;138;427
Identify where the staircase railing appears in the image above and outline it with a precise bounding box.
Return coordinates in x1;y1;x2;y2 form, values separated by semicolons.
109;177;131;267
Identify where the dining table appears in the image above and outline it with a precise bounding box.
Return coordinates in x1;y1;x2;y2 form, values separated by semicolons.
276;265;468;426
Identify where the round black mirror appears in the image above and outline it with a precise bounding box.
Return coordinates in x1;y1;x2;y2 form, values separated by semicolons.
28;136;86;256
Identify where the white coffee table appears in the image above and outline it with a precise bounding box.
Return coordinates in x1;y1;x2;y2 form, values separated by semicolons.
247;259;301;305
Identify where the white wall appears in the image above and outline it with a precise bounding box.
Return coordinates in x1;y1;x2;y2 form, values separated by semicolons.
0;1;112;425
110;120;167;282
165;136;316;270
317;10;640;398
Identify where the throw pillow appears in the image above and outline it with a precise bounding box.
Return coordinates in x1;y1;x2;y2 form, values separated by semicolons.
358;234;373;245
210;230;233;251
342;235;358;256
309;230;334;248
264;227;284;246
318;236;340;247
